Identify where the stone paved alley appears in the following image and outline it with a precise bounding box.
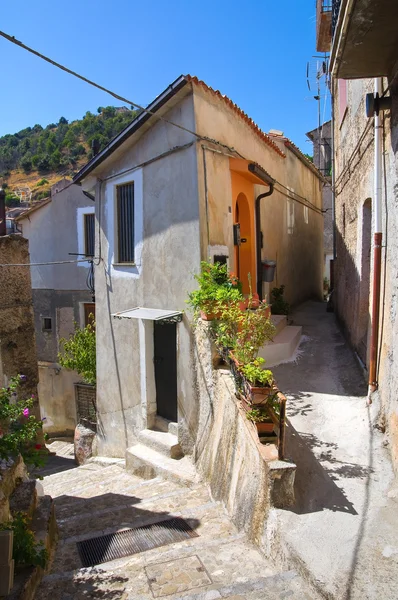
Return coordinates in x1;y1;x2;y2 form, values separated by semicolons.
272;301;398;600
35;445;315;600
34;301;398;600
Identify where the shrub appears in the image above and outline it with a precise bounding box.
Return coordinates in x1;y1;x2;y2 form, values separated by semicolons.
0;375;44;467
36;178;49;187
58;320;96;385
270;285;290;315
187;261;243;316
0;512;47;568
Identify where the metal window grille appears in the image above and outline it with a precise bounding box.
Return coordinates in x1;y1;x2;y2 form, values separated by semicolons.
84;213;95;257
321;0;332;11
75;383;97;427
117;182;134;263
332;0;341;36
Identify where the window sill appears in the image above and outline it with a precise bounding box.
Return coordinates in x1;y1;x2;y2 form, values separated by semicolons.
112;262;136;267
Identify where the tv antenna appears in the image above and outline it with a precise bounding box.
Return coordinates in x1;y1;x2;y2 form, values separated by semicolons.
306;56;329;168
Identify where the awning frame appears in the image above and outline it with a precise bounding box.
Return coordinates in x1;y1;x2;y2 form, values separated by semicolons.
112;307;183;324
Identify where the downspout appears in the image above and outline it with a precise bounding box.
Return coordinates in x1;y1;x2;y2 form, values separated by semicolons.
255;184;274;300
331;78;337;263
368;77;383;398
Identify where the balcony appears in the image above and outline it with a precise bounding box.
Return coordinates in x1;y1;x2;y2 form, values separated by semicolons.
330;0;398;78
316;0;332;53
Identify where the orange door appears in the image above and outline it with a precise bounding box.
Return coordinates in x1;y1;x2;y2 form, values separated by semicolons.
235;193;253;295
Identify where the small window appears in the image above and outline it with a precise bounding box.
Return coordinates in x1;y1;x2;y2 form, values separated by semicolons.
304;206;309;224
84;213;95;257
117;182;134;263
42;317;52;332
83;303;96;327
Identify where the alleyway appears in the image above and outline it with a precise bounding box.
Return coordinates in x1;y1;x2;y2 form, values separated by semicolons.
36;442;315;599
272;301;398;600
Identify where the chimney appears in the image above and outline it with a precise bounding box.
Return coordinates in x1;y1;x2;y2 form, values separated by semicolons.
0;188;6;236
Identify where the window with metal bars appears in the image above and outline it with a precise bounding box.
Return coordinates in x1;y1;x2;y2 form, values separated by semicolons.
116;182;135;263
84;213;95;257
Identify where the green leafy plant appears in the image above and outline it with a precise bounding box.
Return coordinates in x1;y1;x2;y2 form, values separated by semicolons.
0;512;47;568
246;408;269;424
0;376;45;468
187;261;243;316
240;358;273;387
58;320;96;385
270;285;290;316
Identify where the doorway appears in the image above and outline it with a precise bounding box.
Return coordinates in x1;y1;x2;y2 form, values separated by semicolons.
154;321;178;422
235;192;253;294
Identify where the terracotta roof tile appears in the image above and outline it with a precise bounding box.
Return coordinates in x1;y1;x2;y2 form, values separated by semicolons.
185;75;286;158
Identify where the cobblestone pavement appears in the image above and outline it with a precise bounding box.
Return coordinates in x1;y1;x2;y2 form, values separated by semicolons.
35;441;317;600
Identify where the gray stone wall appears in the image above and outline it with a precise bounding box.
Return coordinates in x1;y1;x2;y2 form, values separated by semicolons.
0;235;42;426
333;75;398;472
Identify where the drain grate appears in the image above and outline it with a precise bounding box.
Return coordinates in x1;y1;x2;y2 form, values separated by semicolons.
77;517;199;567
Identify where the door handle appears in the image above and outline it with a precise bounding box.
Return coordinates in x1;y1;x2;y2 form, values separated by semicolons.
154;357;163;364
240;238;247;243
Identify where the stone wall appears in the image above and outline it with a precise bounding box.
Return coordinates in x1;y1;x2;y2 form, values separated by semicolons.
0;236;40;418
191;320;295;547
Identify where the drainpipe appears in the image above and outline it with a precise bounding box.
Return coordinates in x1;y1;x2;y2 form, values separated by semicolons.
0;188;6;236
255;187;274;300
368;77;383;398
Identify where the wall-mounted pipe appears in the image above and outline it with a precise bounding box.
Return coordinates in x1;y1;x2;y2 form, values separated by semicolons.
248;164;275;300
368;77;383;398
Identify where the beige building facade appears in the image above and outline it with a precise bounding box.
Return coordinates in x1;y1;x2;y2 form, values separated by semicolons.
75;76;324;457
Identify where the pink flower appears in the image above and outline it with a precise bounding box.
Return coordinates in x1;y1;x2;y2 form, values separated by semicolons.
23;408;29;417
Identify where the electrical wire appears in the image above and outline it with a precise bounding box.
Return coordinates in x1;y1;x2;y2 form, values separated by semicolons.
0;258;98;267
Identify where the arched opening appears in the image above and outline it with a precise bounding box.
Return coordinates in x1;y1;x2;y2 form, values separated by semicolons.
235;192;253;294
357;198;372;365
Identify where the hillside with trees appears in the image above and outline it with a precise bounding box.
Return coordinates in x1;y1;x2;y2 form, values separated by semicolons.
1;106;138;205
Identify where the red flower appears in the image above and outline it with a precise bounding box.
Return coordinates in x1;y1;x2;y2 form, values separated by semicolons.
35;444;42;450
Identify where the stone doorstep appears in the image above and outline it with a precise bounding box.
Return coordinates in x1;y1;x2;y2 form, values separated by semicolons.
126;444;198;488
271;314;288;336
154;415;179;436
138;429;183;459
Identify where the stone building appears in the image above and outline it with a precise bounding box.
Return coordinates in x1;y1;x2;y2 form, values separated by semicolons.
316;0;398;470
74;75;324;458
16;179;95;436
306;121;334;283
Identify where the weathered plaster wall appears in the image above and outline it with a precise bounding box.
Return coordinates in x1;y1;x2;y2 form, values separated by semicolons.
92;95;201;456
333;75;398;472
18;182;94;435
192;87;324;307
192;320;271;544
0;236;41;425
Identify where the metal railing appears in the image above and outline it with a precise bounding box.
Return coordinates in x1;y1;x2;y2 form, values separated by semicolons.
332;0;341;36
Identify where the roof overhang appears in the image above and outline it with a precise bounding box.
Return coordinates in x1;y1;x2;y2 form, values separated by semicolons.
229;158;274;186
73;75;191;184
112;307;183;324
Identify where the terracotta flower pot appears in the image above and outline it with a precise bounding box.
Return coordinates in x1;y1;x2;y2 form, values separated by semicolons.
250;384;276;405
256;421;275;434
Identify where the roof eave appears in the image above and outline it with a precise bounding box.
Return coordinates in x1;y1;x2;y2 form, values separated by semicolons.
73;75;190;184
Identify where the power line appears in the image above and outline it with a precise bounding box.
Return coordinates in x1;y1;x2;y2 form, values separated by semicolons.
0;258;97;267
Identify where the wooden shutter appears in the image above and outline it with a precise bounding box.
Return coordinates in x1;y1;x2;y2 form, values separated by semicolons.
84;213;95;257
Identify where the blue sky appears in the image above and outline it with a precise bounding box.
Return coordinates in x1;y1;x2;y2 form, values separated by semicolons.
0;0;330;152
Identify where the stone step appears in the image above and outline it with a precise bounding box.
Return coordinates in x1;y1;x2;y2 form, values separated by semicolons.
138;429;183;459
126;444;198;487
259;325;302;367
154;416;178;436
271;314;287;335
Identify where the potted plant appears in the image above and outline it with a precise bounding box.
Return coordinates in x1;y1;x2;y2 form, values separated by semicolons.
188;261;243;320
240;358;275;404
58;319;97;463
246;407;274;434
270;285;290;316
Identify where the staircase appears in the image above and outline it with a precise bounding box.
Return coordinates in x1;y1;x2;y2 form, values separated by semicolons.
126;417;197;487
259;315;302;367
35;442;319;600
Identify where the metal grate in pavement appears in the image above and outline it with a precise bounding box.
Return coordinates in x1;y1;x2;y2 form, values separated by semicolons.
77;517;199;567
